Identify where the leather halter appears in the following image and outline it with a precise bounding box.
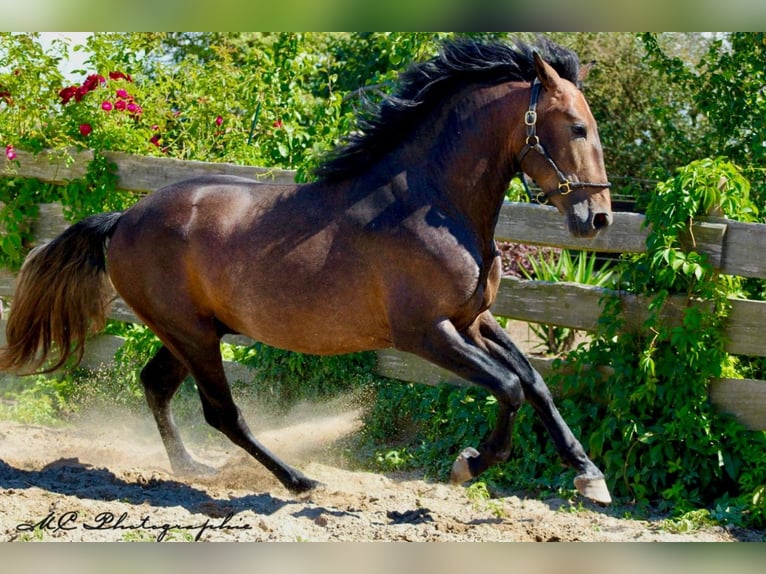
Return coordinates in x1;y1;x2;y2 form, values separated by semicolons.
516;78;611;205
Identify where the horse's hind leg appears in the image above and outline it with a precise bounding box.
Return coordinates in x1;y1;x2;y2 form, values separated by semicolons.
141;345;214;476
168;331;320;494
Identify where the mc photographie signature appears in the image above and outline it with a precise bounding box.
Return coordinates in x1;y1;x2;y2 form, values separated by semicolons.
16;510;252;541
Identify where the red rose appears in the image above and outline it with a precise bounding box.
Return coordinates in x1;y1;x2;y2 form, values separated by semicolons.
58;86;77;105
109;71;133;82
82;74;105;92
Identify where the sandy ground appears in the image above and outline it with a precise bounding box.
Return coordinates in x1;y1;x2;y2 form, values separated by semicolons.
1;320;764;542
1;398;763;543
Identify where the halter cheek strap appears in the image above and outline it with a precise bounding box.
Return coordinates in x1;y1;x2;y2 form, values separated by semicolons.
516;78;611;204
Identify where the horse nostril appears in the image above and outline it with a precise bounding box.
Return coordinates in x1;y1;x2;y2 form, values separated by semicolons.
593;212;611;230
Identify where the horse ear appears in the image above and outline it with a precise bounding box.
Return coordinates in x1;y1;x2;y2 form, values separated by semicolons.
533;51;561;91
578;60;596;83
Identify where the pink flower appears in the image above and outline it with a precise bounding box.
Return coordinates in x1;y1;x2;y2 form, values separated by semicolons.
79;123;92;137
114;99;127;111
126;102;142;115
5;144;16;161
151;124;159;131
115;89;129;100
215;115;223;126
273;120;283;129
149;134;161;146
101;101;113;112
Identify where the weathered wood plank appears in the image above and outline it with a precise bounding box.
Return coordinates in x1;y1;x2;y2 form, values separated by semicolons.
376;348;557;385
496;203;729;273
2;149;90;183
680;219;727;270
32;202;69;244
495;202;647;253
723;299;766;358
492;277;606;331
492;276;690;336
719;219;766;278
2;149;296;193
709;378;766;431
102;150;297;191
376;350;766;431
492;277;766;357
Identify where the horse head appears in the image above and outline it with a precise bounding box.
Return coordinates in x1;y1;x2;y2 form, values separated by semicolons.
517;52;613;238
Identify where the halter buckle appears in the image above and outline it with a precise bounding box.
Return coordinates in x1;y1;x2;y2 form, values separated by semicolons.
558;181;573;195
535;191;549;205
525;134;540;147
524;110;537;126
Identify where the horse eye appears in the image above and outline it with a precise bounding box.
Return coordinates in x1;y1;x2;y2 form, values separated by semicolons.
571;124;587;139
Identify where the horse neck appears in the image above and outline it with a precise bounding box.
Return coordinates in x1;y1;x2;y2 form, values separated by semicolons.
420;83;526;252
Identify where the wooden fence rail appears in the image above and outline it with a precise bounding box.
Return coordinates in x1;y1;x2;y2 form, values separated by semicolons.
2;150;766;430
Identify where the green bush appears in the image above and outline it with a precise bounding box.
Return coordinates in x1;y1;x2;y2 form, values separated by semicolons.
229;343;380;411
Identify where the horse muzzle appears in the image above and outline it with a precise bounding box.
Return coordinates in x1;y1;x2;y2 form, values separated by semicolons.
566;198;613;238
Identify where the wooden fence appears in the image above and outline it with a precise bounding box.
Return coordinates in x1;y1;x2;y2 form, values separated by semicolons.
2;149;766;431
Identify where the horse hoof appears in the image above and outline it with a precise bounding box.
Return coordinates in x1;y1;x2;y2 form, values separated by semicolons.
574;474;612;505
290;476;324;495
296;479;326;500
450;447;480;484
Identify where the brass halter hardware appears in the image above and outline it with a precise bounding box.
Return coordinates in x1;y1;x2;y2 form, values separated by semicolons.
516;78;611;204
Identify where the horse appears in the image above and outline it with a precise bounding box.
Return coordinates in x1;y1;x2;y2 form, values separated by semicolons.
0;37;613;503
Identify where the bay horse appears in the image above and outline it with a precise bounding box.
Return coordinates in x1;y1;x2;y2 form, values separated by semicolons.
0;38;613;503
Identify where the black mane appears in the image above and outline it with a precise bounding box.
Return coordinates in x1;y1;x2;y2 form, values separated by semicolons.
314;36;583;182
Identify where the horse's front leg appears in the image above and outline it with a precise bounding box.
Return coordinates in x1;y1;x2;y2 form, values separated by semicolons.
407;316;526;484
476;311;611;504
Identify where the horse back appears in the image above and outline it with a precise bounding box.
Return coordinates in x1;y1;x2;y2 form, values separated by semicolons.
106;175;489;355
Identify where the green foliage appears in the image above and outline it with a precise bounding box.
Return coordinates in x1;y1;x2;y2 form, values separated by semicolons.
553;158;766;526
0;177;46;269
641;32;766;206
522;250;614;355
230;343;378;411
0;374;69;425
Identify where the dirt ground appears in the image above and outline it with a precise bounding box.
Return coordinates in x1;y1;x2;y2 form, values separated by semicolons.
1;321;764;543
1;398;763;543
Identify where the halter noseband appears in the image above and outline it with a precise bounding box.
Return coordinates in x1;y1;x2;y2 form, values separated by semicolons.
516;78;611;205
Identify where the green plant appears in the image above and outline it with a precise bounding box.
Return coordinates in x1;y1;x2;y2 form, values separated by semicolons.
465;480;506;518
230;343;378;411
522;249;614;355
374;447;415;472
553;158;766;526
660;509;718;534
641;33;766;207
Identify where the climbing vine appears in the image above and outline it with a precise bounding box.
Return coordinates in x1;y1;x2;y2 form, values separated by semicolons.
553;158;766;525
